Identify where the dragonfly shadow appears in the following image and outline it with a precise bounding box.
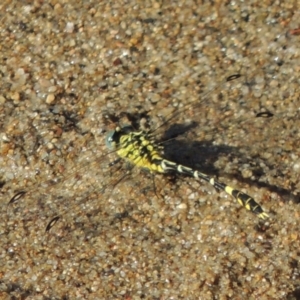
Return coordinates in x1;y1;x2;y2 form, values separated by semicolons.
161;122;299;210
161;122;232;175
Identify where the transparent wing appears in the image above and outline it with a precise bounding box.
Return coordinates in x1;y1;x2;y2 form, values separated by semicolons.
5;136;117;232
145;46;300;209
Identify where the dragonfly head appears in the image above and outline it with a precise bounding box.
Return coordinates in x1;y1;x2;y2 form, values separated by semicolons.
105;125;134;150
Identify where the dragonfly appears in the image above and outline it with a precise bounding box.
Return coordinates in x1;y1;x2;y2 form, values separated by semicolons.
6;70;275;236
8;24;298;232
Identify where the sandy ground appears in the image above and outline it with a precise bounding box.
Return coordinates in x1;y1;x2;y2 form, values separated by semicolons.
1;1;300;299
